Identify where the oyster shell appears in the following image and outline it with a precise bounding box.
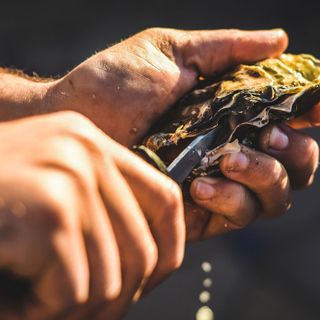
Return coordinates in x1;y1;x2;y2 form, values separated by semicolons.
139;54;320;180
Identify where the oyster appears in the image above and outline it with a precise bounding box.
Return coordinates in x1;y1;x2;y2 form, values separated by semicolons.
138;54;320;181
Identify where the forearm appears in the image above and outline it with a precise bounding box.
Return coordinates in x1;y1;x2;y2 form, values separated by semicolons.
0;69;55;121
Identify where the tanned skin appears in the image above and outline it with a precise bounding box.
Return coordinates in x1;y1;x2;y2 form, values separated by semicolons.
0;28;318;319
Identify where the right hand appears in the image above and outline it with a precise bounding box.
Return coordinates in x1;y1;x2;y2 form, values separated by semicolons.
0;111;185;320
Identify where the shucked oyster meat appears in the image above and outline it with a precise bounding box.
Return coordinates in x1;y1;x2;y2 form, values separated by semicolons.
139;54;320;181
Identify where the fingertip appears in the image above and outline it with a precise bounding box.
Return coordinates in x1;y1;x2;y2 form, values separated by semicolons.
259;124;289;152
71;258;90;305
268;28;289;54
191;177;217;201
104;276;122;301
219;152;249;174
245;28;288;58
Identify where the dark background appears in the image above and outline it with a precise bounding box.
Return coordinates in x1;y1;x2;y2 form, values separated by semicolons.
1;0;319;319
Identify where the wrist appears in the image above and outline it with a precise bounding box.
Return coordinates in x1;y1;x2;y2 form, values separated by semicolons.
0;72;58;121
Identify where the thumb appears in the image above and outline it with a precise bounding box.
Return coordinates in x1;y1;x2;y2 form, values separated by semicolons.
176;28;288;76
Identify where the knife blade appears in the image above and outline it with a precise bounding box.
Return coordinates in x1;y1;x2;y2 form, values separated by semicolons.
167;127;221;184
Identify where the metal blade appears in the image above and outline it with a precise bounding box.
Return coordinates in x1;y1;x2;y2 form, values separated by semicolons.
167;127;220;184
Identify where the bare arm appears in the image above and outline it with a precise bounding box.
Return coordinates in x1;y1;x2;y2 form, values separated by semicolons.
0;68;53;121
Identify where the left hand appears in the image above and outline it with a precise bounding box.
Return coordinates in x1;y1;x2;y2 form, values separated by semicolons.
47;27;288;147
187;123;319;240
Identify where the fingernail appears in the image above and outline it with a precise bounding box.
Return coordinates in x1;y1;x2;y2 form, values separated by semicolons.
194;180;215;200
271;28;285;35
269;28;286;39
269;126;289;150
225;152;249;172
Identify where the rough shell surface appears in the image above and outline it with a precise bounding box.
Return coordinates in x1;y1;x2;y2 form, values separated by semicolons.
140;54;320;179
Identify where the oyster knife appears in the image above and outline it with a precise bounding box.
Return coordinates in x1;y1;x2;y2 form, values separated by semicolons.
167;127;220;184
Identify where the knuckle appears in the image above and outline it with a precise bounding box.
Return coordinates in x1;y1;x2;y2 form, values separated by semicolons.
49;143;92;191
162;181;183;215
57;110;92;126
130;239;158;280
261;160;286;189
54;111;98;141
227;186;246;214
142;240;158;278
140;27;177;48
160;250;184;274
143;27;166;36
104;277;121;301
296;137;319;168
290;140;319;190
225;186;258;228
265;190;291;218
37;174;79;231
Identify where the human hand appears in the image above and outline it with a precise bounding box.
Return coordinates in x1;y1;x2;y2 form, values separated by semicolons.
186;123;319;240
48;27;288;146
0;112;184;320
2;27;306;244
47;27;318;241
288;102;320;128
185;97;320;239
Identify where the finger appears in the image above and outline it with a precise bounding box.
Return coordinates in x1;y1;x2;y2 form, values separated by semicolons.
190;177;259;238
0;172;90;320
81;188;122;301
92;158;158;320
27;219;89;320
61;187;122;320
287;103;320;129
259;124;319;189
177;28;288;77
109;143;185;293
220;147;291;218
183;201;211;242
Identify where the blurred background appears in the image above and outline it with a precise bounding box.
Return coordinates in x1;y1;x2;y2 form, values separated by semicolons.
0;0;319;319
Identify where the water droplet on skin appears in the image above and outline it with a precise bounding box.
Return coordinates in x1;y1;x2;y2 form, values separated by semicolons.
195;306;214;320
201;262;212;273
203;278;212;288
199;290;211;304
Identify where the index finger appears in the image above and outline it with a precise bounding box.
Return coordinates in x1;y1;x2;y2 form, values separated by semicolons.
109;142;185;291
